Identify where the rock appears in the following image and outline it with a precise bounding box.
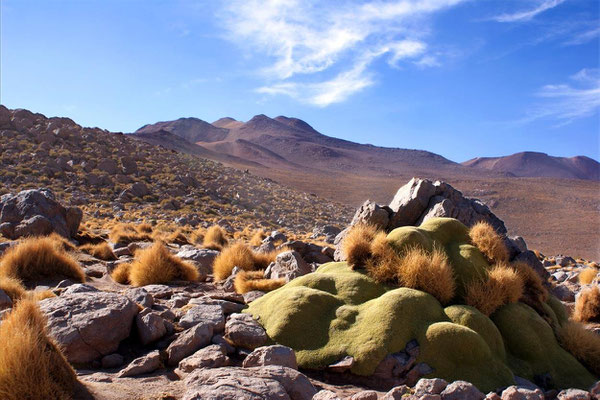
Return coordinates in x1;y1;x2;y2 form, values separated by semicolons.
0;188;82;239
590;381;600;397
501;386;544;400
101;353;124;369
212;334;236;354
61;284;98;295
142;284;173;299
182;366;316;400
130;182;150;198
313;390;343;400
556;256;576;267
553;283;576;302
120;156;138;175
125;287;154;308
311;225;342;243
0;241;15;257
166;322;214;366
514;250;550;282
415;378;449;396
243;290;265;303
242;345;297;369
97;159;119;175
178;344;229;372
113;246;132;257
175;248;219;276
328;356;354;373
40;292;138;364
383;386;411;400
0;290;13;310
352;200;391;229
264;251;312;281
224;313;268;350
136;311;167;345
350;391;379;400
117;350;161;377
556;389;591;400
388;177;437;228
270;230;288;242
188;296;245;314
441;381;485;400
179;304;225;332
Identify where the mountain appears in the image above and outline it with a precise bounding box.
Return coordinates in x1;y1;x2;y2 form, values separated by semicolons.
462;152;600;181
136;117;229;143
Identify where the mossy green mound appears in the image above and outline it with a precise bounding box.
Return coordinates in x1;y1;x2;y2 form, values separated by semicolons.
247;219;598;392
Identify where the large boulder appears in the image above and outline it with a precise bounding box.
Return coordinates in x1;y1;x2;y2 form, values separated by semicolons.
0;188;82;239
264;251;312;282
40;292;138;364
182;366;316;400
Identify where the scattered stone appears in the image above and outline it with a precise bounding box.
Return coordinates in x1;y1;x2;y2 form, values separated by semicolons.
117;350;161;377
501;386;544;400
223;313;268;350
179;304;225;332
178;344;229;372
125;287;154;308
415;378;449;396
383;385;411;400
136;311;167;345
243;290;265;303
441;381;485;400
0;290;13;310
313;390;343;400
166;322;214;366
350;391;379;400
264;250;312;281
328;356;354;373
556;388;591;400
242;345;297;369
61;283;98;295
142;284;173;299
176;248;219;276
101;353;124;369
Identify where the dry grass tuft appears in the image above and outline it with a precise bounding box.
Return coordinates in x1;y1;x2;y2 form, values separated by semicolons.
80;242;117;261
578;267;598;285
31;290;56;301
464;264;524;316
0;277;25;302
117;242;199;287
249;229;267;247
365;232;400;283
573;286;600;323
190;228;206;245
165;229;189;245
137;223;154;234
48;233;77;252
469;221;509;264
0;299;78;400
512;261;549;305
396;246;456;305
109;224;153;244
213;243;257;281
0;237;85;283
111;263;131;284
344;224;379;268
203;225;228;250
558;321;600;376
233;270;286;294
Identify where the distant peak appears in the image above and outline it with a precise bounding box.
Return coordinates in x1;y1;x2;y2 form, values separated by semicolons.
212;117;237;124
274;116;318;133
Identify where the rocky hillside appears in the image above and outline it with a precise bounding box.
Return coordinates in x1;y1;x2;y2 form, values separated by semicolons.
462;152;600;181
0;106;351;233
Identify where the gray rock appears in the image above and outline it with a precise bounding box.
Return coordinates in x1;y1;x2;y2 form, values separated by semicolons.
176;248;219;276
0;290;13;310
0;188;82;239
441;381;485;400
415;378;449;396
556;388;591;400
142;284;173;299
179;304;225;332
500;386;544;400
182;366;316;400
552;283;576;302
166;322;214;366
120;156;138;175
350;391;379;400
243;290;265;303
125;287;154;308
178;344;229;372
313;390;343;400
40;292;138;364
101;353;124;369
382;386;411;400
224;313;268;350
264;251;312;281
61;284;98;295
136;311;167;345
514;251;550;282
242;345;297;369
388;177;437;228
117;350;161;377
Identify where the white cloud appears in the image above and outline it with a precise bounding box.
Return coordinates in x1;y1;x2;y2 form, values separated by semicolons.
219;0;464;106
492;0;567;23
521;68;600;125
563;26;600;46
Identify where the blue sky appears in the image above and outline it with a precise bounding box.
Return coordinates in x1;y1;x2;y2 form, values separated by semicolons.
1;0;598;162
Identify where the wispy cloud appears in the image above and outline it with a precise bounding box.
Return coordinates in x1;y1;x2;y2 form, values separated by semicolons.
521;68;600;125
491;0;567;23
219;0;464;106
563;26;600;46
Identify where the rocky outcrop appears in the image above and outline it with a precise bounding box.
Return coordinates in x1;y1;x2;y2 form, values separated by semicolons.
264;251;312;281
0;188;82;239
40;292;138;364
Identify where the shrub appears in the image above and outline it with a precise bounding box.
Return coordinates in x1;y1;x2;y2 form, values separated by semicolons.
573;286;600;323
344;224;378;268
0;237;85;283
111;263;131;284
0;277;25;302
469;221;508;264
249;229;267;247
578;267;598;285
190;228;205;245
511;262;548;306
203;225;228;250
213;243;257;281
123;242;199;287
165;229;189;245
233;270;286;294
465;264;523;316
396;246;456;305
79;242;116;261
558;321;600;376
48;233;77;252
0;299;78;400
365;232;400;283
137;223;153;234
109;224;152;244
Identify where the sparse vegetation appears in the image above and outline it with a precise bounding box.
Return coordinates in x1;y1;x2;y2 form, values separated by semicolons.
249;229;266;246
344;223;379;268
203;225;228;250
578;267;598;285
469;221;508;264
465;264;523;316
573;286;600;323
0;277;26;302
0;299;78;400
212;242;281;282
109;223;153;245
0;237;85;283
558;321;600;376
112;242;199;286
111;263;131;285
233;270;286;294
80;242;117;261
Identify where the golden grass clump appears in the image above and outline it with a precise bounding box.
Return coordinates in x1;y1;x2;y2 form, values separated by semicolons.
343;223;379;268
213;243;258;281
203;225;228;250
249;229;267;247
165;229;189;245
558;321;600;376
0;277;26;302
465;264;524;316
137;223;153;234
80;242;117;261
48;233;77;252
396;246;456;305
511;261;549;305
365;232;401;283
0;299;78;400
469;221;508;264
233;270;286;294
0;237;85;283
578;267;598;285
108;223;152;244
111;263;131;285
190;227;206;245
114;242;199;287
573;286;600;323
